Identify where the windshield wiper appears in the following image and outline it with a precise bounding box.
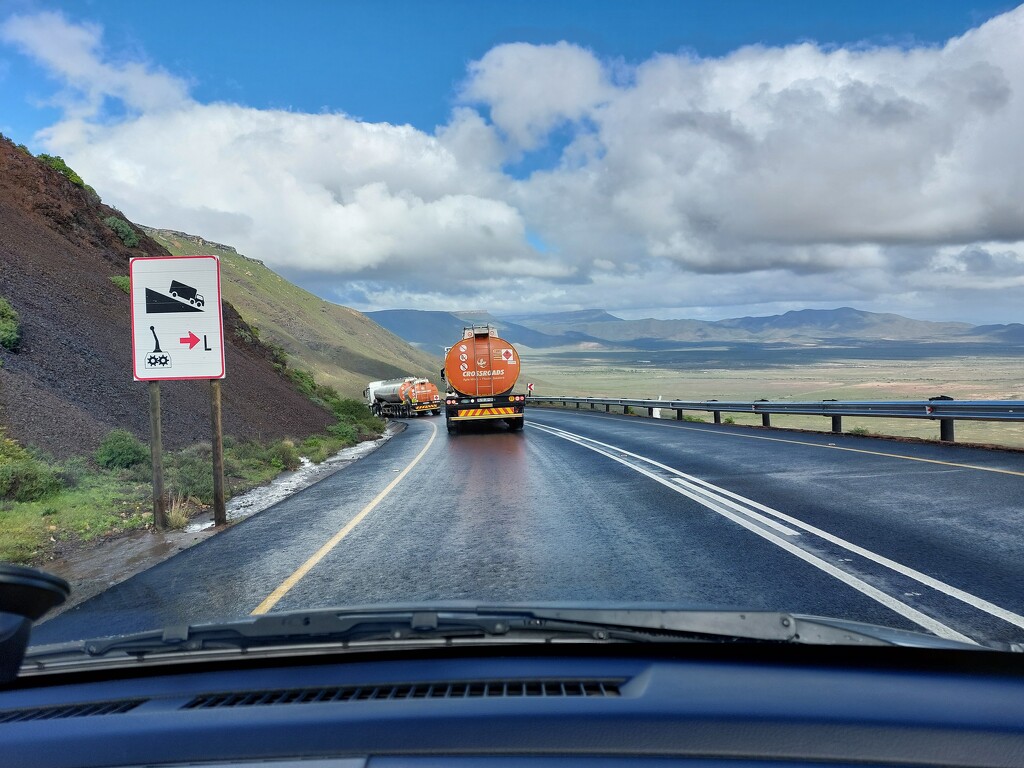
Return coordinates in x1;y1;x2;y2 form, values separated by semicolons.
24;605;990;670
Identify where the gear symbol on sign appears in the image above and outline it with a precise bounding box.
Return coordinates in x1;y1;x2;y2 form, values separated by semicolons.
144;326;172;369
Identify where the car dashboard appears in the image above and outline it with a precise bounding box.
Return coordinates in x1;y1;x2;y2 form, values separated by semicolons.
2;643;1023;768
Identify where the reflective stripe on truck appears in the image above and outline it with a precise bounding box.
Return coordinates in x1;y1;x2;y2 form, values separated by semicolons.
452;407;518;420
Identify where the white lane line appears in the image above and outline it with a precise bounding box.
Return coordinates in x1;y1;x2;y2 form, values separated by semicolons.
530;422;981;643
669;478;801;536
252;421;438;615
533;421;1024;633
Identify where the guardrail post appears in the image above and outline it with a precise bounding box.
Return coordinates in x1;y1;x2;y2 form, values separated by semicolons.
605;404;610;413
928;395;955;442
647;407;655;417
755;399;770;428
676;409;683;421
831;415;842;433
713;411;721;424
576;402;580;409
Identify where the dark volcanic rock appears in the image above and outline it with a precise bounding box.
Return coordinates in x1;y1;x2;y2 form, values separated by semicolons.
0;139;333;458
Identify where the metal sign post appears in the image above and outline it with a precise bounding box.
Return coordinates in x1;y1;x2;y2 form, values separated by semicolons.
130;256;227;529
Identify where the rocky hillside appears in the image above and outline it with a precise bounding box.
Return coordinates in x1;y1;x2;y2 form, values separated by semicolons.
0;137;334;458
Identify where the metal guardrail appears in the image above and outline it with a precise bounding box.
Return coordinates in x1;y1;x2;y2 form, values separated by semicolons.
528;396;1024;443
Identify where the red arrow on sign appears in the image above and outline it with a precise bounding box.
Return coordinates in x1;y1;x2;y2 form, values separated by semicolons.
179;331;201;349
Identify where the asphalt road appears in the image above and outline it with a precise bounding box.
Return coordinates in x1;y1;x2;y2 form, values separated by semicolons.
33;409;1024;647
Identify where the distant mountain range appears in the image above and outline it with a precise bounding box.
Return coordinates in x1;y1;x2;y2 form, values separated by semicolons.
366;307;1024;357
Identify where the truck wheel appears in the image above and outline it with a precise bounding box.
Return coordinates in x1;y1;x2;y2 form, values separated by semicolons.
446;418;459;434
506;418;524;432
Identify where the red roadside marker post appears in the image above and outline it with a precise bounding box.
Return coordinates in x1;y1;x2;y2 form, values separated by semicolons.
130;256;227;529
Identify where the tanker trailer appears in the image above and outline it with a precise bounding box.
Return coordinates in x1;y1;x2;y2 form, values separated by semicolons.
440;325;526;434
367;377;442;417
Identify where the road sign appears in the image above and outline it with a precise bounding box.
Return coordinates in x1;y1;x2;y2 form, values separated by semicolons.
130;255;225;381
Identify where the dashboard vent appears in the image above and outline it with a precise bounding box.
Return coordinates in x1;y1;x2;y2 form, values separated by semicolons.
0;699;144;724
183;679;623;709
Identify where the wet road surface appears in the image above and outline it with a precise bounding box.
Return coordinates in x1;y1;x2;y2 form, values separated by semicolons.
33;409;1024;646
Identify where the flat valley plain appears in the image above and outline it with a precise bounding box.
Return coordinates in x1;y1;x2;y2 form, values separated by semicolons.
519;340;1024;449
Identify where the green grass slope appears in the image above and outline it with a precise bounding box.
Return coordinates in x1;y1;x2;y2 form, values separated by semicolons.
142;228;439;397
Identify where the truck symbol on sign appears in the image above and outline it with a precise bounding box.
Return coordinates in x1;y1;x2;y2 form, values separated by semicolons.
169;281;205;308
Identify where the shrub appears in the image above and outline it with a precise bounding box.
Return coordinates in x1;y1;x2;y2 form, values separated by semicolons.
683;415;706;423
723;417;736;425
326;421;357;445
16;144;30;155
103;216;139;247
266;342;288;367
0;431;60;504
36;154;85;187
166;494;191;529
270;440;300;471
0;458;62;502
124;460;154;484
96;429;149;469
0;429;28;463
849;426;871;436
299;436;327;463
55;457;90;489
166;444;214;503
110;276;130;294
0;297;21;352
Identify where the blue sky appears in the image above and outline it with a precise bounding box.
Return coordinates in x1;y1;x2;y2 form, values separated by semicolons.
2;1;1023;321
5;1;1015;145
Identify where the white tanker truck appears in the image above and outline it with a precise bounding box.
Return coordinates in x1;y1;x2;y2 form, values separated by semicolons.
364;377;442;418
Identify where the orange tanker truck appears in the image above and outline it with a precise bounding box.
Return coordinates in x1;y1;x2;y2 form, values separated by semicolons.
441;325;526;433
365;377;442;418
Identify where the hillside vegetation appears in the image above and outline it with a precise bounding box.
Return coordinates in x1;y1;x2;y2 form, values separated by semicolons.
143;228;440;397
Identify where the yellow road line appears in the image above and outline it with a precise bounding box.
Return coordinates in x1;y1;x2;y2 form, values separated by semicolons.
542;411;1024;478
251;422;438;615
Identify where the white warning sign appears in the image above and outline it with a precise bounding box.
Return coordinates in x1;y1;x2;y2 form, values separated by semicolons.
130;255;225;381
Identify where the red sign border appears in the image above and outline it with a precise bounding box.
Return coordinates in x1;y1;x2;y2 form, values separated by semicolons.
130;255;226;382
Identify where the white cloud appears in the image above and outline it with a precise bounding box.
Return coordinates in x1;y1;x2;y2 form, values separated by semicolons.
3;7;1024;323
459;41;612;151
1;11;189;118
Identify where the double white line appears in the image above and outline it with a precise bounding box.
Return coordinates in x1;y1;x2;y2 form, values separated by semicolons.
531;422;1024;644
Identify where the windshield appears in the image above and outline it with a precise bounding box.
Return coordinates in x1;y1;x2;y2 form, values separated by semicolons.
1;1;1023;661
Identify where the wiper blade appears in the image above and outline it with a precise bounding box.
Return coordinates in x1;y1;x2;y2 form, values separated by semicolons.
26;608;699;664
24;605;985;669
514;607;978;649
